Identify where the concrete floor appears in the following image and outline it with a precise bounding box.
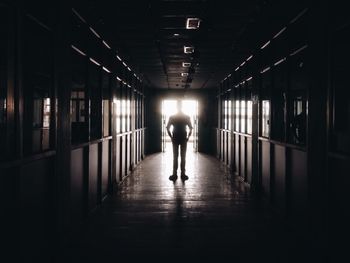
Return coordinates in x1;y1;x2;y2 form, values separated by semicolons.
60;148;311;262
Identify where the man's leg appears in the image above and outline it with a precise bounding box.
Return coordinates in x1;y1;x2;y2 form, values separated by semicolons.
180;140;187;176
172;141;179;175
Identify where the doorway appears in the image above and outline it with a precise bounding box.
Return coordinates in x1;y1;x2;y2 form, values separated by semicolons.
161;99;199;153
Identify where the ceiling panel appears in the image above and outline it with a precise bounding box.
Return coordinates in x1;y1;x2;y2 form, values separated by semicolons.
82;0;267;89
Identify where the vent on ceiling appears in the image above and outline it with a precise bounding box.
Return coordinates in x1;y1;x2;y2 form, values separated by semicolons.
186;18;201;29
181;72;189;77
184;46;194;54
182;62;191;67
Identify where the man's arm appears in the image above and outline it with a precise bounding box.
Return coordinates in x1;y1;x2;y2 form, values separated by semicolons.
187;117;193;140
166;117;173;140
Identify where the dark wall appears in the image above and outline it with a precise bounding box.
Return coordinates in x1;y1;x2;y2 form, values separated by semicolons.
145;88;217;155
213;0;349;260
0;1;146;262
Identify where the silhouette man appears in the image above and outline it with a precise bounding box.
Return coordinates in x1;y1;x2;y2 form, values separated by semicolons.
166;100;193;181
291;110;306;145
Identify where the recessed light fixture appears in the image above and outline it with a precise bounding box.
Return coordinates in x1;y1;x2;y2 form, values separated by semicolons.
186;18;201;29
173;33;180;36
181;72;189;77
184;46;194;54
182;62;191;67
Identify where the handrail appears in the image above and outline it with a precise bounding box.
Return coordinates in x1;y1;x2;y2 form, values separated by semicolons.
0;150;56;169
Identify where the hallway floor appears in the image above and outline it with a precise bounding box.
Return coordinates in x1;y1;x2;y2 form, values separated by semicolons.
60;149;309;262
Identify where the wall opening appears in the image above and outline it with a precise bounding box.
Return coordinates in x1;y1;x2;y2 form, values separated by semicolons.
161;99;198;153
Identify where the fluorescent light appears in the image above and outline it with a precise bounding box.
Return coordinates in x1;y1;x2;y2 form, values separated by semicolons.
184;46;194;53
89;27;101;39
290;45;308;56
261;40;270;49
89;57;100;66
274;57;286;66
71;45;86;56
182;62;191;67
116;55;122;61
260;67;270;74
102;66;111;73
72;8;86;23
102;40;111;49
186;18;201;29
181;73;189;77
273;27;287;39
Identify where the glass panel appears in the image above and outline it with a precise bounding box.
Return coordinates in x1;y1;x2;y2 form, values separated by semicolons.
102;71;110;137
224;100;228;129
247;101;252;134
247;80;253;134
288;50;307;145
271;61;287;141
240;100;246;133
116;99;121;134
122;99;126;133
262;100;270;137
0;6;8;160
22;17;53;154
260;70;271;138
89;62;101;140
331;25;350;153
79;100;85;122
234;99;240;132
71;50;88;143
127;99;131;131
228;100;232;130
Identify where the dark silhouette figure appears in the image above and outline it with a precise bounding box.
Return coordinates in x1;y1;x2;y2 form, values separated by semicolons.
291;110;306;145
166;100;193;181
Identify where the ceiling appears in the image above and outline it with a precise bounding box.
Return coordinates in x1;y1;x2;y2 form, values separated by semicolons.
79;0;270;89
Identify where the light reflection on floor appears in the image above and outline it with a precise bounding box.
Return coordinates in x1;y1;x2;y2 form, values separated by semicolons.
61;144;303;262
122;141;241;207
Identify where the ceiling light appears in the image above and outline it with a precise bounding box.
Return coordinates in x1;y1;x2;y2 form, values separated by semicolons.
173;33;180;36
261;40;270;50
186;18;201;29
102;40;111;49
182;62;191;67
181;73;189;77
89;57;100;66
184;46;194;54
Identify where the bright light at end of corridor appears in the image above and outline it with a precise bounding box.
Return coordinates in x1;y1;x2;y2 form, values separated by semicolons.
162;99;198;116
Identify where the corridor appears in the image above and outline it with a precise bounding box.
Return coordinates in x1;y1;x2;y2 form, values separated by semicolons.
1;0;347;262
61;150;307;262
